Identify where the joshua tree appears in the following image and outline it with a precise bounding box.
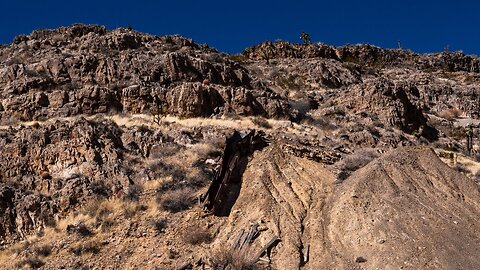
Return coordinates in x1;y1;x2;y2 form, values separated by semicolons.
300;32;311;44
151;100;166;125
260;50;270;64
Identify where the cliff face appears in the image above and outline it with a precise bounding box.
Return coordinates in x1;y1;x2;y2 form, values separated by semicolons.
0;24;288;123
0;24;479;269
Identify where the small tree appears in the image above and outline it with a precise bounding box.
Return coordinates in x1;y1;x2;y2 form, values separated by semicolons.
151;101;166;125
260;50;270;64
300;32;311;44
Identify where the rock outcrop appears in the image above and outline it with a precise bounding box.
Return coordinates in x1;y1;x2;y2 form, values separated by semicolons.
0;117;175;243
0;24;288;124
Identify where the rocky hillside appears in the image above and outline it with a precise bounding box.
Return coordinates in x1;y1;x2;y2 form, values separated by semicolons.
0;24;479;269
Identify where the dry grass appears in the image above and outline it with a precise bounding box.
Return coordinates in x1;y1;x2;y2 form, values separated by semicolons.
337;148;380;181
124;184;143;202
251;117;272;129
152;218;168;234
157;188;194;213
210;246;261;270
453;164;470;174
69;240;101;256
438;108;462;121
15;256;45;269
34;245;52;257
183;227;212;245
143;179;163;191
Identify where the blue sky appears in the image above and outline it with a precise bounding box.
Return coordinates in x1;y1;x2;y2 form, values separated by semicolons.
1;0;479;55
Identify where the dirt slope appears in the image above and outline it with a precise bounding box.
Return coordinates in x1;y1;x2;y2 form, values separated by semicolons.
213;145;480;270
213;145;336;269
328;146;480;270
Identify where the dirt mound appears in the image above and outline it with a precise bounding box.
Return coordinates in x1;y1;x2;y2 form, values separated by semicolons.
329;146;480;269
213;145;480;269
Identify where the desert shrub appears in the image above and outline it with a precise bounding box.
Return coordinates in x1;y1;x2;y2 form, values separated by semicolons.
90;180;110;197
337;148;380;181
69;241;100;256
183;227;212;245
11;241;31;255
5;57;24;66
229;54;247;63
290;99;314;116
152;218;168;234
210;246;260;270
122;203;147;219
447;127;468;139
99;217;115;233
66;223;93;237
223;112;241;120
124;184;143;202
251;117;272;129
0;117;20;126
81;199;104;217
61;80;82;91
158;173;207;193
323;106;346;117
72;261;89;270
157;188;194;213
453;164;470;174
16;257;45;269
301;115;337;131
276;74;302;90
438;108;462;121
34;245;52;257
149;160;187;181
39;212;56;228
366;125;381;138
150;143;182;159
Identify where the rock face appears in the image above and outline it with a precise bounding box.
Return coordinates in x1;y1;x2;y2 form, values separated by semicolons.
213;146;480;270
244;41;479;122
0;117;175;243
343;78;427;132
0;24;288;123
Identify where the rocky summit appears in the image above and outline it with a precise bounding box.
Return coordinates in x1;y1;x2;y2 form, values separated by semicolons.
0;24;479;270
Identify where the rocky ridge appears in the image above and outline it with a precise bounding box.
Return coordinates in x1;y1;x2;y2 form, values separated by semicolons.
0;24;479;269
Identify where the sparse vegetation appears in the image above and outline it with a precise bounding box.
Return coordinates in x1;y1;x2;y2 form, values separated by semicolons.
276;74;302;90
210;246;260;270
438;107;462;121
150;143;182;159
251;117;272;129
229;54;248;63
124;184;143;202
16;257;45;269
300;32;311;45
157;188;194;213
148;99;166;126
183;226;212;245
69;240;101;256
90;180;110;197
2;24;480;270
453;164;469;174
337;148;380;181
301;115;337;131
152;218;168;234
34;245;52;257
66;222;93;237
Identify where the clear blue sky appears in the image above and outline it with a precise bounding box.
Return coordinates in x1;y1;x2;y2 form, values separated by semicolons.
1;0;479;55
